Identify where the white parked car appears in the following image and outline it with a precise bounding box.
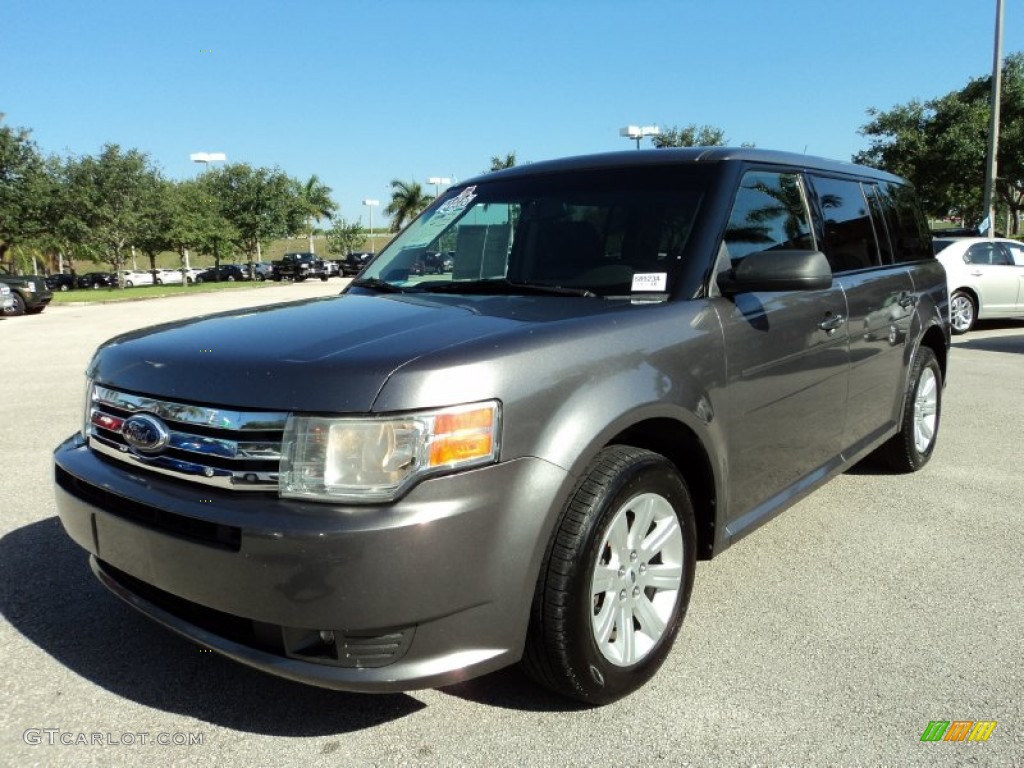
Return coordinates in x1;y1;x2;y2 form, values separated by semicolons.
933;237;1024;334
117;270;155;288
155;268;202;285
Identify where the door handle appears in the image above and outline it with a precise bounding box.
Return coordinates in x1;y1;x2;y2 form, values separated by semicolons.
818;313;845;333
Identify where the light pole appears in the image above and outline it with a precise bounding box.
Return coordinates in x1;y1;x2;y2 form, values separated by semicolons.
982;0;1004;237
619;125;660;149
187;153;227;276
428;176;451;197
362;199;380;253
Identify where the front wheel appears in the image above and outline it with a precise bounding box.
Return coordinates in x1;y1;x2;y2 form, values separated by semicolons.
522;446;696;705
875;347;942;472
949;290;976;335
4;292;26;316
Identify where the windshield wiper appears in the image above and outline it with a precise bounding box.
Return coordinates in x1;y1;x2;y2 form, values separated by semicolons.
349;277;411;294
417;279;597;298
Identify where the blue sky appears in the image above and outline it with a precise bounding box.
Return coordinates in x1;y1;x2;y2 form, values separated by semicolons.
4;0;1022;226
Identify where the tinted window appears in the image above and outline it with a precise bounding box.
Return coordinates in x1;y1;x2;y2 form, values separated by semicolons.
810;176;880;272
863;183;895;264
722;171;813;263
880;182;933;263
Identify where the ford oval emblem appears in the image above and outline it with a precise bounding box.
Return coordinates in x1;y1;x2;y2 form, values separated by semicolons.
122;414;171;454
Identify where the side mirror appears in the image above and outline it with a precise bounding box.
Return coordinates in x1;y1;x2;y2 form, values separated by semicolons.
717;249;833;294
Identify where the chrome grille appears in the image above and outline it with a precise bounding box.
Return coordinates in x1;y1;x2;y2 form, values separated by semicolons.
86;384;287;491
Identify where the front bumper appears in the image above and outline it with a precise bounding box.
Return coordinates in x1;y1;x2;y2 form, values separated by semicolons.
54;433;572;692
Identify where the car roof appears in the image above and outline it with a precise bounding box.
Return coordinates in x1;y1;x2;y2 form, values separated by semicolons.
460;147;906;186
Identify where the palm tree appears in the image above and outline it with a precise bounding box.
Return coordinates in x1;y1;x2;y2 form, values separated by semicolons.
385;179;432;232
489;151;517;171
299;175;337;253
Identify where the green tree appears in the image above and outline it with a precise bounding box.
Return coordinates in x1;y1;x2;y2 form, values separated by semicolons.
325;217;365;257
856;52;1024;232
298;174;337;254
204;163;305;267
165;178;237;272
0;119;49;268
385;179;432;232
489;151;517;171
652;124;728;148
62;144;163;286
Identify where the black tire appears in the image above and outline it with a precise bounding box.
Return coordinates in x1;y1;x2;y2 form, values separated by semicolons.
949;290;976;335
875;347;942;472
59;284;70;292
320;275;328;282
522;445;696;705
4;292;27;316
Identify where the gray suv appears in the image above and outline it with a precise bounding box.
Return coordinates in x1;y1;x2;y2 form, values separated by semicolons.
54;149;949;704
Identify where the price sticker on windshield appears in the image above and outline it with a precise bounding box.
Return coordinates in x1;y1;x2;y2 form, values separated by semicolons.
631;272;667;292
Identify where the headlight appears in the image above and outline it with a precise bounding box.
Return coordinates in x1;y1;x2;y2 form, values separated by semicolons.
279;401;501;502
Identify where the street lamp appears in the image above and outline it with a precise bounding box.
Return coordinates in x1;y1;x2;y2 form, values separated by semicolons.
428;176;451;197
362;199;380;253
190;151;227;170
619;125;660;150
186;153;227;277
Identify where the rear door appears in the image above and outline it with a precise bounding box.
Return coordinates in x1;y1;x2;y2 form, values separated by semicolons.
997;241;1024;313
806;175;916;457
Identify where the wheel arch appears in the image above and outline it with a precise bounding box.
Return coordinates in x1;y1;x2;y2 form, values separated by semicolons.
606;418;718;561
919;323;948;383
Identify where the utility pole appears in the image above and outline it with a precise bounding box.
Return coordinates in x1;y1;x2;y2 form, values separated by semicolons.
982;0;1004;237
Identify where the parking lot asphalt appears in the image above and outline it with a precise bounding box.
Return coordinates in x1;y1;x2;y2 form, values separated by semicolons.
1;282;1021;767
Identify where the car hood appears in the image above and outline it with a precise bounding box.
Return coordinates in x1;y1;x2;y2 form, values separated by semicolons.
88;292;631;412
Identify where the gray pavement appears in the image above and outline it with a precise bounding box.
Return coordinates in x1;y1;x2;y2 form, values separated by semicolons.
1;283;1021;767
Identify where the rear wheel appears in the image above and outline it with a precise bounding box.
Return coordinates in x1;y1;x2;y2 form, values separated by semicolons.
522;446;696;705
949;290;976;334
875;347;942;472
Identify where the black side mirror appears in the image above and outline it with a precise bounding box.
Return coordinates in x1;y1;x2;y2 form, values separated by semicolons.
717;249;833;294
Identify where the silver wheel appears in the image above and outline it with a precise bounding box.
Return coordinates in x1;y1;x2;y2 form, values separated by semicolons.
949;291;975;334
590;492;684;666
913;367;939;455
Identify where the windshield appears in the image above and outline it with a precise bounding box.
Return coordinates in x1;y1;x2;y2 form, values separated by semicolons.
358;166;707;298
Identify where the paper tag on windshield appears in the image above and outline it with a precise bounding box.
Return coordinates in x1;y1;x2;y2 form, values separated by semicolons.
631;272;667;292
